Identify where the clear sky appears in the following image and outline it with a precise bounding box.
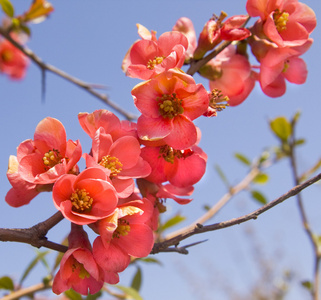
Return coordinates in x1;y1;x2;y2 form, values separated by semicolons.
1;1;321;299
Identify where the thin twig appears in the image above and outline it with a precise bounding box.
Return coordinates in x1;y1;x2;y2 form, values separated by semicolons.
0;27;137;121
2;281;53;300
151;172;321;254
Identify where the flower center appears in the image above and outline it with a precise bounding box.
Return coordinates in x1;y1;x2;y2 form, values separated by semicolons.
1;50;13;62
72;261;90;279
113;219;131;239
157;93;184;119
159;145;194;163
146;56;164;70
99;155;123;178
282;59;290;73
70;188;93;213
42;149;62;169
273;9;289;32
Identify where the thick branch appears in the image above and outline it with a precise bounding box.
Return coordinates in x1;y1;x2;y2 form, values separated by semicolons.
0;27;137;121
152;172;321;254
0;211;68;253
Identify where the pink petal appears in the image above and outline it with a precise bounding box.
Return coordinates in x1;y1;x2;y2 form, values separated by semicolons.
137;115;172;141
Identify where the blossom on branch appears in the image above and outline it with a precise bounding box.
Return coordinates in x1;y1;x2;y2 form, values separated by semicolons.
132;69;209;149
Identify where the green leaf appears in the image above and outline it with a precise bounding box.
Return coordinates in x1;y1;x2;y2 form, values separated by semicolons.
0;276;14;290
234;153;251;166
114;285;143;300
0;0;14;18
270;116;292;142
138;257;162;266
301;280;313;291
251;190;267;205
295;138;305;146
131;267;142;292
253;173;269;184
203;205;211;211
64;289;83;300
214;164;229;188
160;214;186;231
85;291;102;300
19;250;50;285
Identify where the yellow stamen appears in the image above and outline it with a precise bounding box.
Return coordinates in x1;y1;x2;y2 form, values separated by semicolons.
157;93;184;119
147;56;164;70
273;9;289;32
42;149;62;169
113;219;131;239
70;188;93;213
1;50;13;62
99;155;123;178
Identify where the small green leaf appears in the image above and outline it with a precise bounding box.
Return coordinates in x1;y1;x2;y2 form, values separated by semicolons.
64;289;83;300
203;205;211;211
234;153;251;166
0;0;15;18
131;267;142;292
160;214;186;231
301;280;313;291
85;291;102;300
114;285;143;300
19;250;50;285
0;276;14;291
253;173;269;184
138;257;162;266
270;116;292;142
214;164;229;188
251;190;267;205
294;138;305;146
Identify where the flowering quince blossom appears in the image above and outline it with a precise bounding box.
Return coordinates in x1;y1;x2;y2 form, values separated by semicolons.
172;17;197;62
16;117;82;184
199;45;255;106
140;144;207;188
0;36;29;80
193;13;251;59
246;0;316;47
5;155;52;207
92;199;154;277
84;127;151;198
258;39;312;97
132;68;209;149
52;167;118;225
123;24;188;80
53;224;104;295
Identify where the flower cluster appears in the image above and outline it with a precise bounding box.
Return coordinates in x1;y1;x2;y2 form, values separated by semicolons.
4;0;316;296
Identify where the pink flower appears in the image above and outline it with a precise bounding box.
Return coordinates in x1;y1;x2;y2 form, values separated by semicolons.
17;117;82;184
52;224;104;295
78;109;137;141
124;26;188;80
200;45;255;106
258;39;312;97
140;144;207;188
172;17;197;62
194;13;251;59
132;69;209;149
92;199;154;273
5;155;52;207
246;0;316;47
52;167;118;225
0;37;29;80
84;127;151;198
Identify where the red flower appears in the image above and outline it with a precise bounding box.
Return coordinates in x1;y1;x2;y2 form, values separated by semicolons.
52;167;118;225
132;69;209;150
53;224;104;295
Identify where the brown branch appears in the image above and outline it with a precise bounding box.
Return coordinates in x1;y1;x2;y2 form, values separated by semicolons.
151;172;321;254
0;27;137;121
0;211;68;253
2;281;53;300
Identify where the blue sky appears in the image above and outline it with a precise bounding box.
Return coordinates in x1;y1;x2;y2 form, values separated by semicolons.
1;1;321;299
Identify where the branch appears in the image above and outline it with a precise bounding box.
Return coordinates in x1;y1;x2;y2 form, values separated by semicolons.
0;27;137;121
151;172;321;254
2;281;53;300
0;211;68;253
